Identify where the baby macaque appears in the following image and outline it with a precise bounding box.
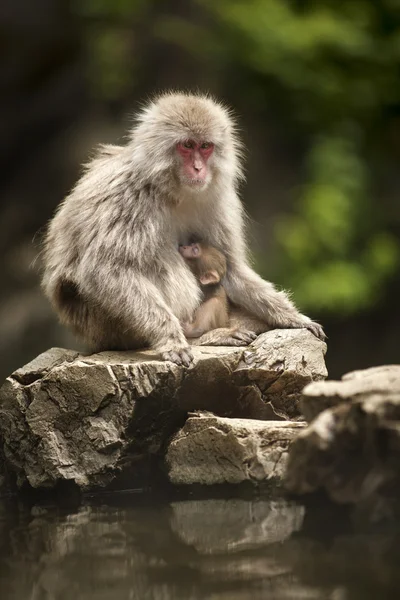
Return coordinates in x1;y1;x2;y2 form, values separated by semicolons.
179;242;229;338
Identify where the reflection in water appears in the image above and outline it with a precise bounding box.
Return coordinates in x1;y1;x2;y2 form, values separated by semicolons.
0;493;399;599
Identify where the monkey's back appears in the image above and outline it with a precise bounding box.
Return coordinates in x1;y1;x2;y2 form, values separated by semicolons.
41;147;202;349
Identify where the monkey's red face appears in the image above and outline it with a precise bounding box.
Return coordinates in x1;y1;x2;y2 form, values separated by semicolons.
176;140;214;189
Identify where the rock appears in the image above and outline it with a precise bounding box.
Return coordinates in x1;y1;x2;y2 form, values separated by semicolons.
301;364;400;422
0;329;326;492
0;449;11;496
285;365;400;504
11;347;79;385
233;329;327;420
166;413;306;485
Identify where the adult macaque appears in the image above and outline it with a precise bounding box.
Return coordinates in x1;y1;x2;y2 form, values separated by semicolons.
178;242;231;338
42;92;325;366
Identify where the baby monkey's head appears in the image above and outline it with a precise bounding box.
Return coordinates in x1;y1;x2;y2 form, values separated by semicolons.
179;242;226;286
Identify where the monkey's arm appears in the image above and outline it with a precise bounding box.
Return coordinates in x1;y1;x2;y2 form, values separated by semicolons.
223;261;325;340
212;197;325;340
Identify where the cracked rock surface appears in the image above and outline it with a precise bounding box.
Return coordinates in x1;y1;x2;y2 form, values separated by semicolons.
166;413;306;485
285;365;400;504
0;329;326;492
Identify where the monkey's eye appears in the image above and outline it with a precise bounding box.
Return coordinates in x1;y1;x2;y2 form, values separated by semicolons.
201;142;211;149
182;140;194;149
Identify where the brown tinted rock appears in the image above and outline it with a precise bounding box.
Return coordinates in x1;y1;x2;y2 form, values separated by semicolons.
166;413;306;485
301;364;400;422
0;329;326;492
233;329;327;420
286;365;400;504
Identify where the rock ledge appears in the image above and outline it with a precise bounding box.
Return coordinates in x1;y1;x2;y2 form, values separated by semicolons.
286;365;400;504
0;329;326;493
166;412;306;485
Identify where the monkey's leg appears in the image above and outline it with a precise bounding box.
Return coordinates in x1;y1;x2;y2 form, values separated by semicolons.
190;327;257;347
182;322;204;339
229;306;271;334
75;272;194;366
182;303;218;339
183;296;230;341
188;300;265;347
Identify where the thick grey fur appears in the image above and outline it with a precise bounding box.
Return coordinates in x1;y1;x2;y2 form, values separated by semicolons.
42;92;325;366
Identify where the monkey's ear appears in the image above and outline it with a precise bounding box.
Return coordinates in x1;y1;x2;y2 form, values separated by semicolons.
200;270;220;285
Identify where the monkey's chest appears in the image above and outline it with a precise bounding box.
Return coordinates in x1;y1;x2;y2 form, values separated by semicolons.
172;201;215;247
148;253;202;321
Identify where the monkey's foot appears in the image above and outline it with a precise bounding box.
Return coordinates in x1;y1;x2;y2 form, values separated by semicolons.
161;347;194;367
194;327;257;347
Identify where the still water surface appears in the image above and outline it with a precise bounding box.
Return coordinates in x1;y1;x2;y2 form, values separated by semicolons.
0;491;399;599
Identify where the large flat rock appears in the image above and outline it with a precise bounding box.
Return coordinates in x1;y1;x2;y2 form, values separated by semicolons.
0;329;326;492
166;413;306;485
285;365;400;504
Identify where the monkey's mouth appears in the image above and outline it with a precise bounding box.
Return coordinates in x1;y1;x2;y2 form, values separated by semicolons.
184;177;208;187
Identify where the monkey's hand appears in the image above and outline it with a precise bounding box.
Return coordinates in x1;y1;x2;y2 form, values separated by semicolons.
306;320;326;341
159;340;194;367
153;318;195;366
283;315;326;341
161;347;194;367
191;327;257;347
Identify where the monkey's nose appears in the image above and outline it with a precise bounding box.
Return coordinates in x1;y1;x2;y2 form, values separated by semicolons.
193;161;203;172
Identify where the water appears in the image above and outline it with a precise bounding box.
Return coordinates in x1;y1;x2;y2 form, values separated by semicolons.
1;490;400;599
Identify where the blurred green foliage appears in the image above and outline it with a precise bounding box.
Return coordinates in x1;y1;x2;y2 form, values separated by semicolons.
74;0;400;315
72;0;148;100
275;136;399;312
202;0;400;313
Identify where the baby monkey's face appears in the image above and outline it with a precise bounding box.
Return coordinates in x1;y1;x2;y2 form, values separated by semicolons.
179;242;226;287
178;243;202;260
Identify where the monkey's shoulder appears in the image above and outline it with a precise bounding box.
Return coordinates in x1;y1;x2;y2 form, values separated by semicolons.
97;143;125;158
84;143;126;168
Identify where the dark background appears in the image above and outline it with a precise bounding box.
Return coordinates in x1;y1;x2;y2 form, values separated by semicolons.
1;0;399;381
